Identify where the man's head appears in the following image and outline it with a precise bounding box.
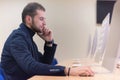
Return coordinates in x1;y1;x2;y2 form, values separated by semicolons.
22;2;46;33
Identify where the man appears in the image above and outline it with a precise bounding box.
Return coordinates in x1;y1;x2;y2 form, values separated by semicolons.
1;2;94;80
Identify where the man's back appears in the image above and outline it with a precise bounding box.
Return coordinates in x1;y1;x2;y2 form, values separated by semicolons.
1;23;36;80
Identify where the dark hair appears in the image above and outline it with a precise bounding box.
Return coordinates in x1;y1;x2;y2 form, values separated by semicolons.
22;2;45;23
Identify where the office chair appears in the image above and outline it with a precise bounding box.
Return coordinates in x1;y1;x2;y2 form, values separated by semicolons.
0;64;7;80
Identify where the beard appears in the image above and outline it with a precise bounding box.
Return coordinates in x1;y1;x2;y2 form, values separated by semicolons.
31;20;42;33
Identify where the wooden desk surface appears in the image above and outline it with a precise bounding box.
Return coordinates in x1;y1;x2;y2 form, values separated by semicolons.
28;59;120;80
28;72;120;80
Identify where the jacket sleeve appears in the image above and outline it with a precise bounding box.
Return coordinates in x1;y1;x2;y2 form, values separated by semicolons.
10;35;66;76
41;43;57;64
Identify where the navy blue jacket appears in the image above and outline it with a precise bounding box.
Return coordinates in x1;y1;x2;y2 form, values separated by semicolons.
1;23;65;80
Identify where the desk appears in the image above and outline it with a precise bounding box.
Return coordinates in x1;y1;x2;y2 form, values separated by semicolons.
28;71;120;80
28;59;120;80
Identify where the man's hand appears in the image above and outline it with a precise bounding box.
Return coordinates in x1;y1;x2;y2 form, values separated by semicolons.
37;26;53;42
65;66;94;77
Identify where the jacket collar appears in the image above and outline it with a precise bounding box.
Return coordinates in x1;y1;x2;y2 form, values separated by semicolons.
19;23;35;38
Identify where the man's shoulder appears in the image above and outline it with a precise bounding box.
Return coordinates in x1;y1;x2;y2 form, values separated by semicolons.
9;27;28;40
3;28;28;48
7;28;27;43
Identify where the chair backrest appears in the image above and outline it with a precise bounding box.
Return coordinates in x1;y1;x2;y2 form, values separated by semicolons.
51;58;58;65
0;73;4;80
0;64;7;80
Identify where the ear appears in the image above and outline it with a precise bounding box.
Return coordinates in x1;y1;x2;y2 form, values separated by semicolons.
25;15;32;24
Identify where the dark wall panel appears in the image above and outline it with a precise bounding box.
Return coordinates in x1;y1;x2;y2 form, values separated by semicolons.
97;0;116;24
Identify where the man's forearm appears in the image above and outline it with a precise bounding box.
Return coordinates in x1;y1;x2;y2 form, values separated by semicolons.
43;43;57;64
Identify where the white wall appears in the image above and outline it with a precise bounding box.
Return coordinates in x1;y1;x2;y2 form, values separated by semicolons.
0;0;96;62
